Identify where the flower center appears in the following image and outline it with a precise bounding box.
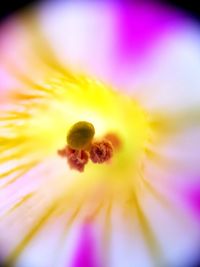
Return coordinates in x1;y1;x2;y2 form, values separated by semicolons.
1;71;151;210
12;73;149;187
58;121;121;172
42;75;150;180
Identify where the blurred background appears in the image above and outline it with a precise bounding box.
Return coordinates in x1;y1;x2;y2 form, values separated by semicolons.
0;0;200;20
0;0;200;22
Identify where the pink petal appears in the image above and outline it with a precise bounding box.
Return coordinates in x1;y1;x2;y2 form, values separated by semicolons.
115;2;185;62
182;186;200;219
37;1;187;88
72;222;99;267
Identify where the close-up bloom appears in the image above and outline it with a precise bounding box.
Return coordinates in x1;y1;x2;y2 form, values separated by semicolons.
0;1;200;267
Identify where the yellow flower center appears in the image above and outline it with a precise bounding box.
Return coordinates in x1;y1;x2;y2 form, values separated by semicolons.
3;72;150;201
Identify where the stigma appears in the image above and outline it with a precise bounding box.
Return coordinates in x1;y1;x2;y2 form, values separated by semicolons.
67;121;95;150
58;121;120;172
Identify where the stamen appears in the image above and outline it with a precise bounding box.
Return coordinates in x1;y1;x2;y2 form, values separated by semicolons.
58;146;89;172
58;122;121;171
104;132;122;150
57;147;68;157
90;140;113;164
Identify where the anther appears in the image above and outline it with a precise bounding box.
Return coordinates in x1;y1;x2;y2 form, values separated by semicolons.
90;140;113;164
104;133;122;150
58;146;89;172
58;122;121;171
57;147;68;157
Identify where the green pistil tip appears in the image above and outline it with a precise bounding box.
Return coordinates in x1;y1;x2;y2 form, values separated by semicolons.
67;121;95;150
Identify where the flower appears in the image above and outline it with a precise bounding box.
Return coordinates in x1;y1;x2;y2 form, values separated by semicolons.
0;1;200;267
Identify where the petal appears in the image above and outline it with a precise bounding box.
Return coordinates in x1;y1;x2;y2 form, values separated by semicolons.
36;1;186;89
138;24;200;113
72;222;99;267
108;206;153;267
181;186;200;220
139;182;200;266
14;217;81;267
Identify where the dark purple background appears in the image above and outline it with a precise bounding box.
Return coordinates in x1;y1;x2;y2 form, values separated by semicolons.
0;0;200;21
